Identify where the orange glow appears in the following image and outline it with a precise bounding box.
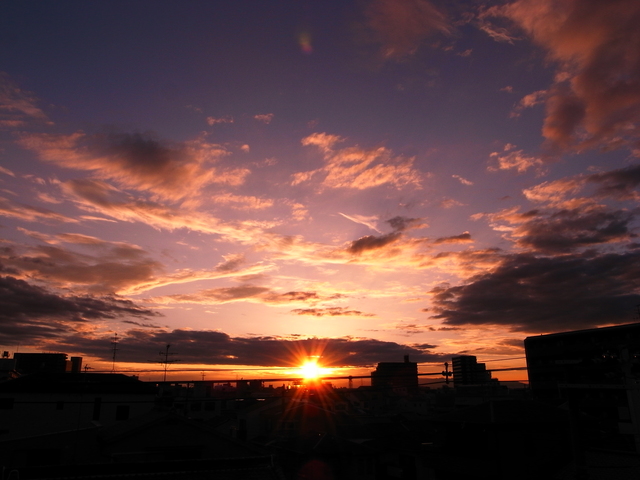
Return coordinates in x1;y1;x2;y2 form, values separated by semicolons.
300;359;322;380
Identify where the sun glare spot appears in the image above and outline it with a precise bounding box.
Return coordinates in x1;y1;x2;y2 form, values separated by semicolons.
300;360;322;380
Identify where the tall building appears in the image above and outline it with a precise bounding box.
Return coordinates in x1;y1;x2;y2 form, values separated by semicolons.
525;323;640;452
371;355;418;395
451;355;492;386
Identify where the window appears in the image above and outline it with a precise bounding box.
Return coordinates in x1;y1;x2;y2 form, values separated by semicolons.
56;401;64;410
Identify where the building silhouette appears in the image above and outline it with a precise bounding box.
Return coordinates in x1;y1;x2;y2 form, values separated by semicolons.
451;355;492;386
370;355;418;395
525;322;640;453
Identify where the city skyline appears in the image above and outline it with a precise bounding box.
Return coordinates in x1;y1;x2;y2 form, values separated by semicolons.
1;0;639;381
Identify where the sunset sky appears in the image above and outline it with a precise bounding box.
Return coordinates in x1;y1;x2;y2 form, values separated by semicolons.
1;0;639;382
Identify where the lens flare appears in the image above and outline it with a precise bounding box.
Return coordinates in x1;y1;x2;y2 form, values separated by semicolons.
300;359;322;380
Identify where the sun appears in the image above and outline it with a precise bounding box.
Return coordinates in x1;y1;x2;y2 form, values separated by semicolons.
299;360;322;380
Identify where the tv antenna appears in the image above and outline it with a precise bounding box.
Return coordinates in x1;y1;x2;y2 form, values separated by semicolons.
111;333;119;373
159;344;179;381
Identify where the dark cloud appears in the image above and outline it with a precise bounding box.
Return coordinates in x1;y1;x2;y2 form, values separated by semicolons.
121;320;163;329
586;164;640;200
104;132;179;172
214;254;245;272
515;207;637;253
434;232;472;244
348;232;402;254
290;307;376;317
0;275;157;345
49;329;446;368
386;216;424;232
1;241;163;295
429;249;640;333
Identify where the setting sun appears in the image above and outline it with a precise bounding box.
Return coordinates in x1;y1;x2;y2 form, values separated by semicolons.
299;360;323;380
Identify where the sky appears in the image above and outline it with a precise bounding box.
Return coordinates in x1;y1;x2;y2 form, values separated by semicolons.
1;0;639;382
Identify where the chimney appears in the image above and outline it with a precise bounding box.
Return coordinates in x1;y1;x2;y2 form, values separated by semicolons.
404;355;409;363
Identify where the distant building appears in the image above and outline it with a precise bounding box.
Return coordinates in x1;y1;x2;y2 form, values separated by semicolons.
13;352;69;375
525;323;640;452
11;352;83;375
0;372;157;439
451;355;492;386
371;355;418;395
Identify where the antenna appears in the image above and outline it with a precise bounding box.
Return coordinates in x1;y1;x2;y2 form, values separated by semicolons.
159;344;179;381
111;333;119;373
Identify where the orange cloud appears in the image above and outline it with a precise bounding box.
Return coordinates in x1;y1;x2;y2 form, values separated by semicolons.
488;143;544;173
296;133;423;190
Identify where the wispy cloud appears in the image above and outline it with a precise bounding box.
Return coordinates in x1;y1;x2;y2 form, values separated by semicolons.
0;196;78;223
0;72;51;128
148;285;345;307
294;133;423;190
290;307;376;317
452;174;473;186
338;212;381;232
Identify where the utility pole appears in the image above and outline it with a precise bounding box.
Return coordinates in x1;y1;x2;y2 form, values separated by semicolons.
111;333;119;373
159;344;178;382
441;362;452;385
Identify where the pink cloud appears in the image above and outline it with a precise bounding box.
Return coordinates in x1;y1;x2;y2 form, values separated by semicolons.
499;0;640;153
